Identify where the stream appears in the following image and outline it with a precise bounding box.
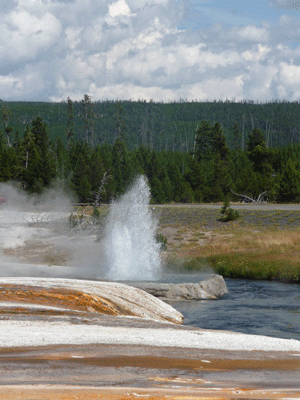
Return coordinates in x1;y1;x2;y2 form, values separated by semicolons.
159;273;300;341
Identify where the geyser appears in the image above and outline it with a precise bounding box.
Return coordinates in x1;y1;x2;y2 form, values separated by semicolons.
103;176;161;281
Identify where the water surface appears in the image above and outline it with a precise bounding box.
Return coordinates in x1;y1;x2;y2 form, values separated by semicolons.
160;273;300;341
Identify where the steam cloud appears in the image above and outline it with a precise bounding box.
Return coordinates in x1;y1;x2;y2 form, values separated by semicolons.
0;176;162;281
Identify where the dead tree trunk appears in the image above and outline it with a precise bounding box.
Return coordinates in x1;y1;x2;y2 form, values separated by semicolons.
93;171;111;207
230;189;268;203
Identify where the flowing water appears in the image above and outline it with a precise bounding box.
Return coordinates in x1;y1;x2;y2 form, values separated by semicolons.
159;272;300;341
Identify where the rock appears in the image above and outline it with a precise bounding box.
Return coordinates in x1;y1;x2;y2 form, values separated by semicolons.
0;277;184;324
131;274;228;301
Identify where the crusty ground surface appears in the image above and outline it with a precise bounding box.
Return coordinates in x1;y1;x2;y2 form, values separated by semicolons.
1;385;300;400
0;343;299;399
0;279;299;399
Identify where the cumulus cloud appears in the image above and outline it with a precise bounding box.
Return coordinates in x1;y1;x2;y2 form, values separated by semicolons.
1;0;300;102
229;25;269;43
108;0;133;17
0;10;61;63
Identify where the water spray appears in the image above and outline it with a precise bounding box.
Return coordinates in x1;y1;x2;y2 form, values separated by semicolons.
103;176;161;281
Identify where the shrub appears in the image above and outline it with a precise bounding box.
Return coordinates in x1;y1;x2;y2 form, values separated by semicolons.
219;199;239;222
155;233;167;250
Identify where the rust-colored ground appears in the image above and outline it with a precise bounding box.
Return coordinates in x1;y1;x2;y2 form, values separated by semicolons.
0;280;300;400
0;344;299;400
0;284;131;316
0;385;300;400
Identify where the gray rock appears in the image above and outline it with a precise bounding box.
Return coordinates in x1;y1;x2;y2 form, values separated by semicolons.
131;274;228;301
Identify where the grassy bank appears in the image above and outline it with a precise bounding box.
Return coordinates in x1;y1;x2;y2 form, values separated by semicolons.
155;206;300;283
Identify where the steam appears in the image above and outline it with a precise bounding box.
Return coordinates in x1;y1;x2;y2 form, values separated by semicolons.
0;177;162;281
0;181;75;213
0;181;76;275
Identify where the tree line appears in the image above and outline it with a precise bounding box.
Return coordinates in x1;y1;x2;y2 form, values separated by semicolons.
0;113;300;204
3;97;300;153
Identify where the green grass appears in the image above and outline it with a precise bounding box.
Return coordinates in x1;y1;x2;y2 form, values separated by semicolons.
157;205;300;284
208;252;300;283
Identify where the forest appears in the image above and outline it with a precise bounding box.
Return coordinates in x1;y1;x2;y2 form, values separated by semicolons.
1;97;300;204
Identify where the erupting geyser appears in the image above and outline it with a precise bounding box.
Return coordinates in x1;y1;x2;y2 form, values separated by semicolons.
103;176;161;281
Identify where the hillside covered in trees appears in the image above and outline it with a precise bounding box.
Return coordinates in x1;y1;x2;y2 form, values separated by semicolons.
2;98;300;152
1;98;300;204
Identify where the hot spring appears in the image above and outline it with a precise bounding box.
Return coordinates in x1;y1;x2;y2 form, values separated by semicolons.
102;175;162;281
0;176;162;282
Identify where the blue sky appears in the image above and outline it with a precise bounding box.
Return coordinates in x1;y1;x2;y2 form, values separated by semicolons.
1;0;300;102
186;0;300;27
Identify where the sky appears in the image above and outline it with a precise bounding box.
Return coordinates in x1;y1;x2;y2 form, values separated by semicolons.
1;0;300;102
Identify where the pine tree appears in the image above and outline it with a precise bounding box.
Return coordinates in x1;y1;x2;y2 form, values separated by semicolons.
247;128;265;152
80;94;94;146
194;121;228;161
18;126;41;191
232;123;242;151
31;117;56;188
66;97;75;148
277;159;300;203
2;106;12;147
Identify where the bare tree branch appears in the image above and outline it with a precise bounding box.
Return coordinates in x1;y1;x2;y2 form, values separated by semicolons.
230;189;268;203
91;171;111;207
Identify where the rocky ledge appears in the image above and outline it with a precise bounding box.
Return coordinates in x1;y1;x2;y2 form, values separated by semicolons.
131;274;228;301
0;277;184;324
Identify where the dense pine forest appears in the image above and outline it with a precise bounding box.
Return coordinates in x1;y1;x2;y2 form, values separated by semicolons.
1;97;300;204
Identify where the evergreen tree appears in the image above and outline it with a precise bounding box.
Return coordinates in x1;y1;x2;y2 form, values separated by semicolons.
247;128;265;152
150;176;165;204
18;126;41;191
211;122;229;160
53;137;70;179
194;120;212;161
70;143;92;202
194;121;228;161
185;158;207;202
31;117;56;188
0;147;17;181
80;94;94;147
115;102;126;141
1;106;13;147
66;97;75;147
277;159;300;203
232;123;242;151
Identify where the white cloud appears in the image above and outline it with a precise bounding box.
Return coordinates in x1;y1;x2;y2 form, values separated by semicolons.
65;27;83;49
279;14;292;24
0;68;45;100
229;25;269;43
279;62;300;85
182;76;245;101
127;0;170;10
1;0;300;102
0;9;62;62
244;64;279;100
88;82;176;102
242;44;271;62
108;0;133;17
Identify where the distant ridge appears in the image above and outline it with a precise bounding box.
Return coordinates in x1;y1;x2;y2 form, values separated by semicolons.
2;99;300;151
